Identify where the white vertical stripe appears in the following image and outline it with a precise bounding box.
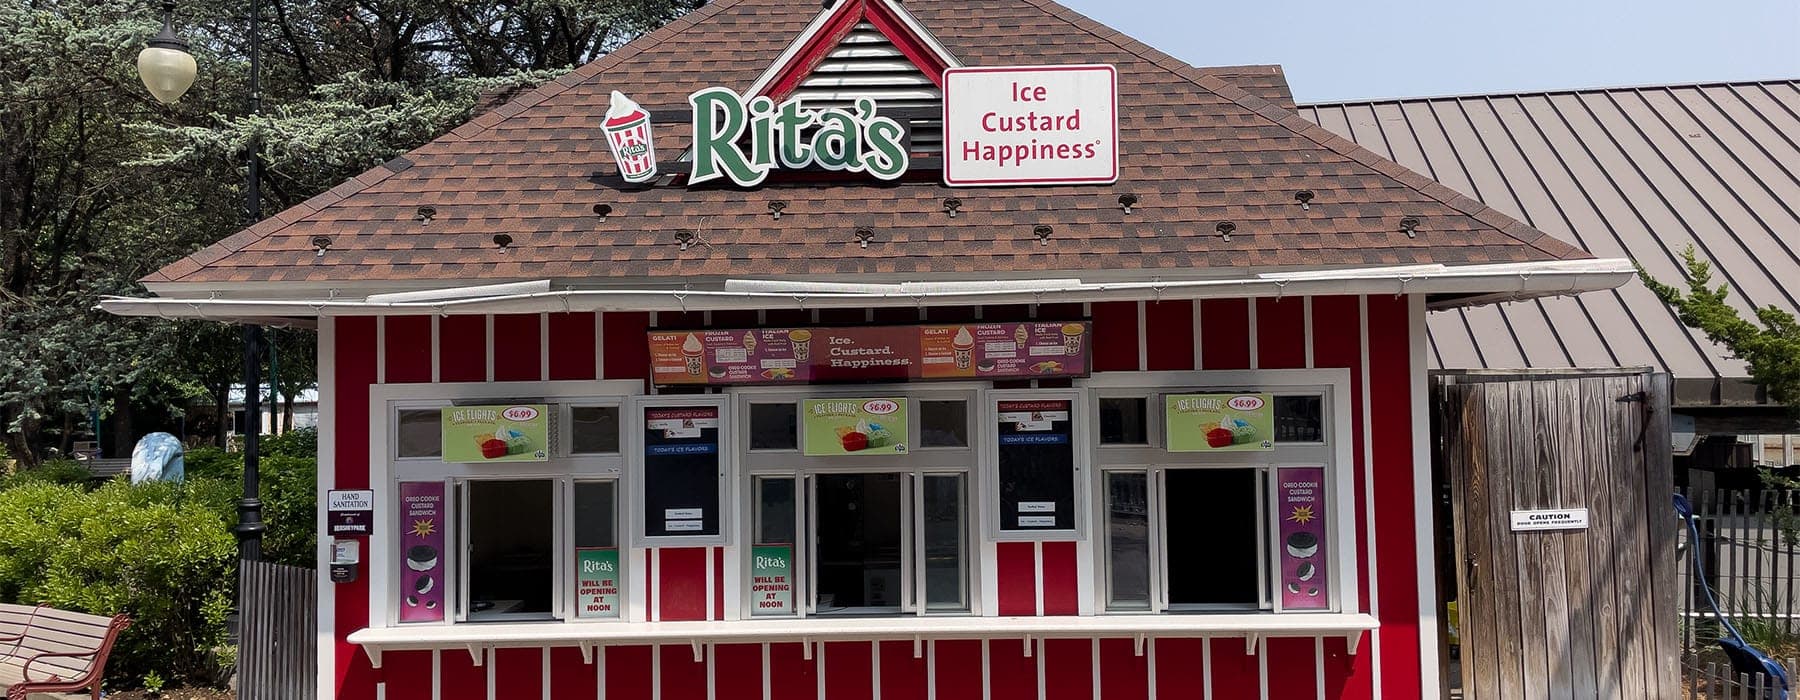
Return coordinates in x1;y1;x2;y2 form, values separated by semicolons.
707;643;717;700
1408;294;1441;696
1247;299;1260;370
315;318;337;699
430;315;442;382
1146;638;1157;700
1035;638;1046;700
981;640;991;700
1201;639;1212;700
1090;638;1102;700
599;645;607;700
433;649;442;700
544;647;552;700
1032;541;1045;616
817;642;826;700
375;316;386;384
653;644;662;700
1135;301;1148;370
595;312;606;380
484;315;496;381
927;640;937;700
872;640;883;700
1314;638;1327;700
487;648;496;700
1303;297;1315;369
1359;295;1383;700
539;312;551;380
761;643;772;700
705;547;717;621
1192;300;1204;370
650;548;662;622
1257;638;1269;700
378;680;386;700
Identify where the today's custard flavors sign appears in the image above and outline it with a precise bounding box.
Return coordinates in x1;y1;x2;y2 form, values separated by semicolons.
942;65;1119;186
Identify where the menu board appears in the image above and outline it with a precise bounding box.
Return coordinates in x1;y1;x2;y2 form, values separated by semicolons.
398;482;446;623
575;548;621;618
1164;394;1275;452
647;322;1090;386
1276;466;1330;611
801;398;908;456
642;407;721;538
995;400;1075;530
440;404;550;463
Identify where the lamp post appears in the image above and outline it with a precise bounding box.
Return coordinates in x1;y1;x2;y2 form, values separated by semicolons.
136;0;266;561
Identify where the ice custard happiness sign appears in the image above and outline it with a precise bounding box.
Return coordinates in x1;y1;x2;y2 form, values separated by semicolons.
942;65;1119;186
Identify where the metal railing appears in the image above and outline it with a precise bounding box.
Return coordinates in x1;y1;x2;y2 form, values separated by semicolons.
1680;488;1800;698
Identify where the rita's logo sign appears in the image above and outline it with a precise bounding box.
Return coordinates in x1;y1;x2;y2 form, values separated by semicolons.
602;88;910;187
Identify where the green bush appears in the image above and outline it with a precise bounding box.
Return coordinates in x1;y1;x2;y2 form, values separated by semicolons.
157;445;317;567
262;427;318;458
0;479;237;687
0;458;94;489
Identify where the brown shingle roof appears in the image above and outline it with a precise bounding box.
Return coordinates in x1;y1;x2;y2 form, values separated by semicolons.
146;0;1588;288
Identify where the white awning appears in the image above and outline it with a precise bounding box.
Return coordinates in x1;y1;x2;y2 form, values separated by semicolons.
99;258;1636;322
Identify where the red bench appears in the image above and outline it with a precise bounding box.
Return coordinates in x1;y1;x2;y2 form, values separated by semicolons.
0;603;130;700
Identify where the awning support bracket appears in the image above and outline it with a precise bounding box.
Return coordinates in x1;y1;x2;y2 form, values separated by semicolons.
913;636;923;659
364;645;383;669
468;644;485;666
1244;633;1259;655
1133;634;1146;657
580;642;596;665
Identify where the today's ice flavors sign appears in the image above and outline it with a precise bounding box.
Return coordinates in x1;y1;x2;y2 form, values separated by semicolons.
440;404;549;462
1164;393;1275;452
942;65;1118;186
802;398;908;456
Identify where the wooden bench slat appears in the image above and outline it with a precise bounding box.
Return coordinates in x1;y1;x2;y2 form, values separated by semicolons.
0;604;128;699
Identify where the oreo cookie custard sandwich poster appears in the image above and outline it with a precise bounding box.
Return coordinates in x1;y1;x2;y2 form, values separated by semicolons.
1276;466;1329;611
399;481;446;622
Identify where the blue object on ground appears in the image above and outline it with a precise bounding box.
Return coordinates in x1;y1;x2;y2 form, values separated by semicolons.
1677;493;1790;699
130;432;185;484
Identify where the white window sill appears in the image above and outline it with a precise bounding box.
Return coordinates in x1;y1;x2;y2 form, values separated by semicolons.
348;612;1379;668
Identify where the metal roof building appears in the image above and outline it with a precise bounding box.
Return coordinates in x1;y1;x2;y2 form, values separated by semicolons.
1302;81;1800;419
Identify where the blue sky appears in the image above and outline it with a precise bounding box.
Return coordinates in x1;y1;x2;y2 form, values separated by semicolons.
1056;0;1800;102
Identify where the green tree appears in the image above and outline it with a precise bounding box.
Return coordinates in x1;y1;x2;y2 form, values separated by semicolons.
1642;246;1800;409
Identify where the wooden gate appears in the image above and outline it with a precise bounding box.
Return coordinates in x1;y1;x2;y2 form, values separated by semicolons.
237;559;318;699
1434;371;1678;698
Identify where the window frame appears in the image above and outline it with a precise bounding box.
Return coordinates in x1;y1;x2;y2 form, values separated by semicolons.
627;394;734;548
1079;369;1357;617
730;383;983;619
368;379;640;629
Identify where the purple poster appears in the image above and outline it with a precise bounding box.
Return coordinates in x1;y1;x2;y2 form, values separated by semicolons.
1276;467;1329;611
398;481;446;622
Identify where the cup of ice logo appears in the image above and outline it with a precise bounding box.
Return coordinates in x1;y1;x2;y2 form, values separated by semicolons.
602;91;657;183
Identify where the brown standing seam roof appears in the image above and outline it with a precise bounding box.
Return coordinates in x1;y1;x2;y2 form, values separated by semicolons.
145;0;1585;289
1302;80;1800;406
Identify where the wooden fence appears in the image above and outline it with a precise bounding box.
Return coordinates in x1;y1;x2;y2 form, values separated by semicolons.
1681;655;1792;699
237;559;317;700
1679;488;1800;698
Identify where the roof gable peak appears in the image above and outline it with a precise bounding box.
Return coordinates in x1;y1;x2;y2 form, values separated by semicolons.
745;0;962;101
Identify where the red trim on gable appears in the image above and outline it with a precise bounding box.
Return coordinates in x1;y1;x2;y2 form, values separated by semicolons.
762;0;951;101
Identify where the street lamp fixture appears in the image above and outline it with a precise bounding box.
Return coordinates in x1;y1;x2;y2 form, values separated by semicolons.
137;1;197;105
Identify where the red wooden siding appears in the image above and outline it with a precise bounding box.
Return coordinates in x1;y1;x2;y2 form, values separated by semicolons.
547;312;597;381
492;648;542;699
332;298;1428;699
823;642;875;700
1142;300;1195;371
1090;301;1140;372
1199;298;1251;369
1368;294;1424;699
332;317;377;700
1256;297;1308;369
1041;540;1079;615
383;316;433;383
714;644;764;700
490;314;542;382
601;312;650;381
437;314;486;382
995;542;1037;615
656;547;711;621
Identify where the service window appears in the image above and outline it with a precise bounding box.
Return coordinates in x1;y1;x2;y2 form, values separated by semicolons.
459;479;560;622
987;391;1084;537
1092;381;1344;615
633;398;730;544
738;390;976;617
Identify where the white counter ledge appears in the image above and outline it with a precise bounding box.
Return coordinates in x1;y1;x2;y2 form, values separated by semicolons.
347;613;1380;667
